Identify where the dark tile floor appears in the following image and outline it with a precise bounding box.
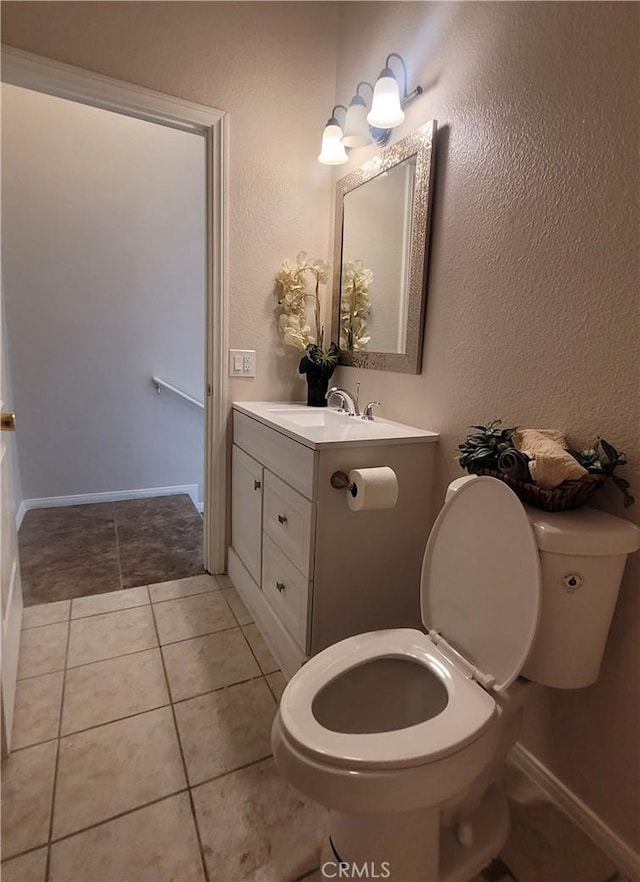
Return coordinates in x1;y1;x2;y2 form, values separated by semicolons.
19;495;204;606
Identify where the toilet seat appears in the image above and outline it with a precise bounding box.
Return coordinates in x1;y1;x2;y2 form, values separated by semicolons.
280;628;496;771
422;476;541;691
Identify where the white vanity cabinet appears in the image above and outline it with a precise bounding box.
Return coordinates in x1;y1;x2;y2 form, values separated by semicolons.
228;403;438;678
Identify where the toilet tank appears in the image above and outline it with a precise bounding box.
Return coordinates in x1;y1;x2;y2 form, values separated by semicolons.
522;506;640;689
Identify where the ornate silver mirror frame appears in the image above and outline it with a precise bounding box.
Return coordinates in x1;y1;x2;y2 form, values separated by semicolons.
331;120;436;374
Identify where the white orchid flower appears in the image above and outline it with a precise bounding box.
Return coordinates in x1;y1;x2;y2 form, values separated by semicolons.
275;253;338;355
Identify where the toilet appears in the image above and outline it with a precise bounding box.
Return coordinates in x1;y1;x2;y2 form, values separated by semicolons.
272;475;640;882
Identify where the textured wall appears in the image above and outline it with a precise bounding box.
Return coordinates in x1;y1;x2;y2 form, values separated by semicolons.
0;1;341;406
330;1;640;850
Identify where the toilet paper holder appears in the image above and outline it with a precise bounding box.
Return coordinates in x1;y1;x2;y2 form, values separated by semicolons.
330;471;357;496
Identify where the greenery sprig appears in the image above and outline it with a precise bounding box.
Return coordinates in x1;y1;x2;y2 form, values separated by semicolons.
457;420;518;473
570;437;635;507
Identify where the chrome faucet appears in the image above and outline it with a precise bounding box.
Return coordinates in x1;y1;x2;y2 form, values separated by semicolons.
326;383;360;417
361;401;382;421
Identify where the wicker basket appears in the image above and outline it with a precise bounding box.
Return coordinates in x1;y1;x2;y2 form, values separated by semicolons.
469;467;605;512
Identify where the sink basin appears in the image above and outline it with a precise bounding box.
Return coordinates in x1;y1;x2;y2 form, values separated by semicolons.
274;408;403;438
235;402;438;449
282;412;334;428
265;407;330;427
268;407;353;428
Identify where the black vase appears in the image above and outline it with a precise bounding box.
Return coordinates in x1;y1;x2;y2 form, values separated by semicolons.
299;354;336;408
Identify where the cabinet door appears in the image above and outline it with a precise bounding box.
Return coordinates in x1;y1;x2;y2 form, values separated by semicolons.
231;445;263;585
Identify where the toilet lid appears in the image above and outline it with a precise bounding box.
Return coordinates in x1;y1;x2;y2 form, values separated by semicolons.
421;476;541;692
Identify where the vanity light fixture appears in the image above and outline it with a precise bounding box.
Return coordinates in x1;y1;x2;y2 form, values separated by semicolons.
368;53;412;128
318;53;423;164
342;83;374;148
318;105;349;165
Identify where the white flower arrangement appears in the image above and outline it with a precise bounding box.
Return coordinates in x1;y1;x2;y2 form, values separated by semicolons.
275;252;338;367
339;259;372;351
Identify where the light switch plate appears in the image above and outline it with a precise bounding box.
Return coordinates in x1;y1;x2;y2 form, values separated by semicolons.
229;349;256;377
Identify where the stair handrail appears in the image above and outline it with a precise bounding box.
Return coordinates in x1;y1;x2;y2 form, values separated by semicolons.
151;376;204;410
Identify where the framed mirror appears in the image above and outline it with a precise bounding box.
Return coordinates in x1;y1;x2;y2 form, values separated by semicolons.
331;121;436;374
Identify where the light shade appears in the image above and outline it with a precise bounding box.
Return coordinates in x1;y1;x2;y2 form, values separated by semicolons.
318;117;348;165
367;67;405;129
342;95;372;148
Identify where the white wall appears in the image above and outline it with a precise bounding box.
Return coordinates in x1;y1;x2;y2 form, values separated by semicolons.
1;84;205;502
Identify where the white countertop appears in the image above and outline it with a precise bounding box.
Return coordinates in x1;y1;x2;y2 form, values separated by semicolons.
233;401;439;450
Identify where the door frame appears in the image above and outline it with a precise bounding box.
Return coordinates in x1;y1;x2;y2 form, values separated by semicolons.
0;385;24;757
1;46;229;573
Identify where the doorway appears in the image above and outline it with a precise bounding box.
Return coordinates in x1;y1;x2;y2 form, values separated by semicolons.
1;46;228;576
3;83;208;602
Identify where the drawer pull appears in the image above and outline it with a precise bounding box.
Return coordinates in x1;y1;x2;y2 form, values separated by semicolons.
254;479;261;491
276;581;286;592
277;514;288;525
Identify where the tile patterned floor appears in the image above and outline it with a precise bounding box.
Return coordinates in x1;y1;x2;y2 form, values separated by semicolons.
1;575;623;882
2;575;326;882
18;495;204;605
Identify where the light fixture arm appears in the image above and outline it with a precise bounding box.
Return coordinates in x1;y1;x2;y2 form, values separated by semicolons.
329;104;348;124
403;84;424;104
385;53;408;96
355;82;374;100
384;53;423;104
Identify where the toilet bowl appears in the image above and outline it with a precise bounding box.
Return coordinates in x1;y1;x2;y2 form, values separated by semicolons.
273;628;500;814
272;476;640;881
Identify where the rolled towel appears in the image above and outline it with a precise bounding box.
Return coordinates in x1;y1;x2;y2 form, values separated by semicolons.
514;428;588;489
497;448;532;482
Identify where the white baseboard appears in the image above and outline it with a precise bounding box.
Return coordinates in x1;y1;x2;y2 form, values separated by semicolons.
510;743;639;881
15;500;26;532
19;484;201;519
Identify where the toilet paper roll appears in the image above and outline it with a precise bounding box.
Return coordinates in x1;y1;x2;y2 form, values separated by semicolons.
347;467;399;512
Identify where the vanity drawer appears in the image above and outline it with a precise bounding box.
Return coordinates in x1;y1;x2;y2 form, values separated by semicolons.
233;410;315;499
262;533;309;649
263;470;315;578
